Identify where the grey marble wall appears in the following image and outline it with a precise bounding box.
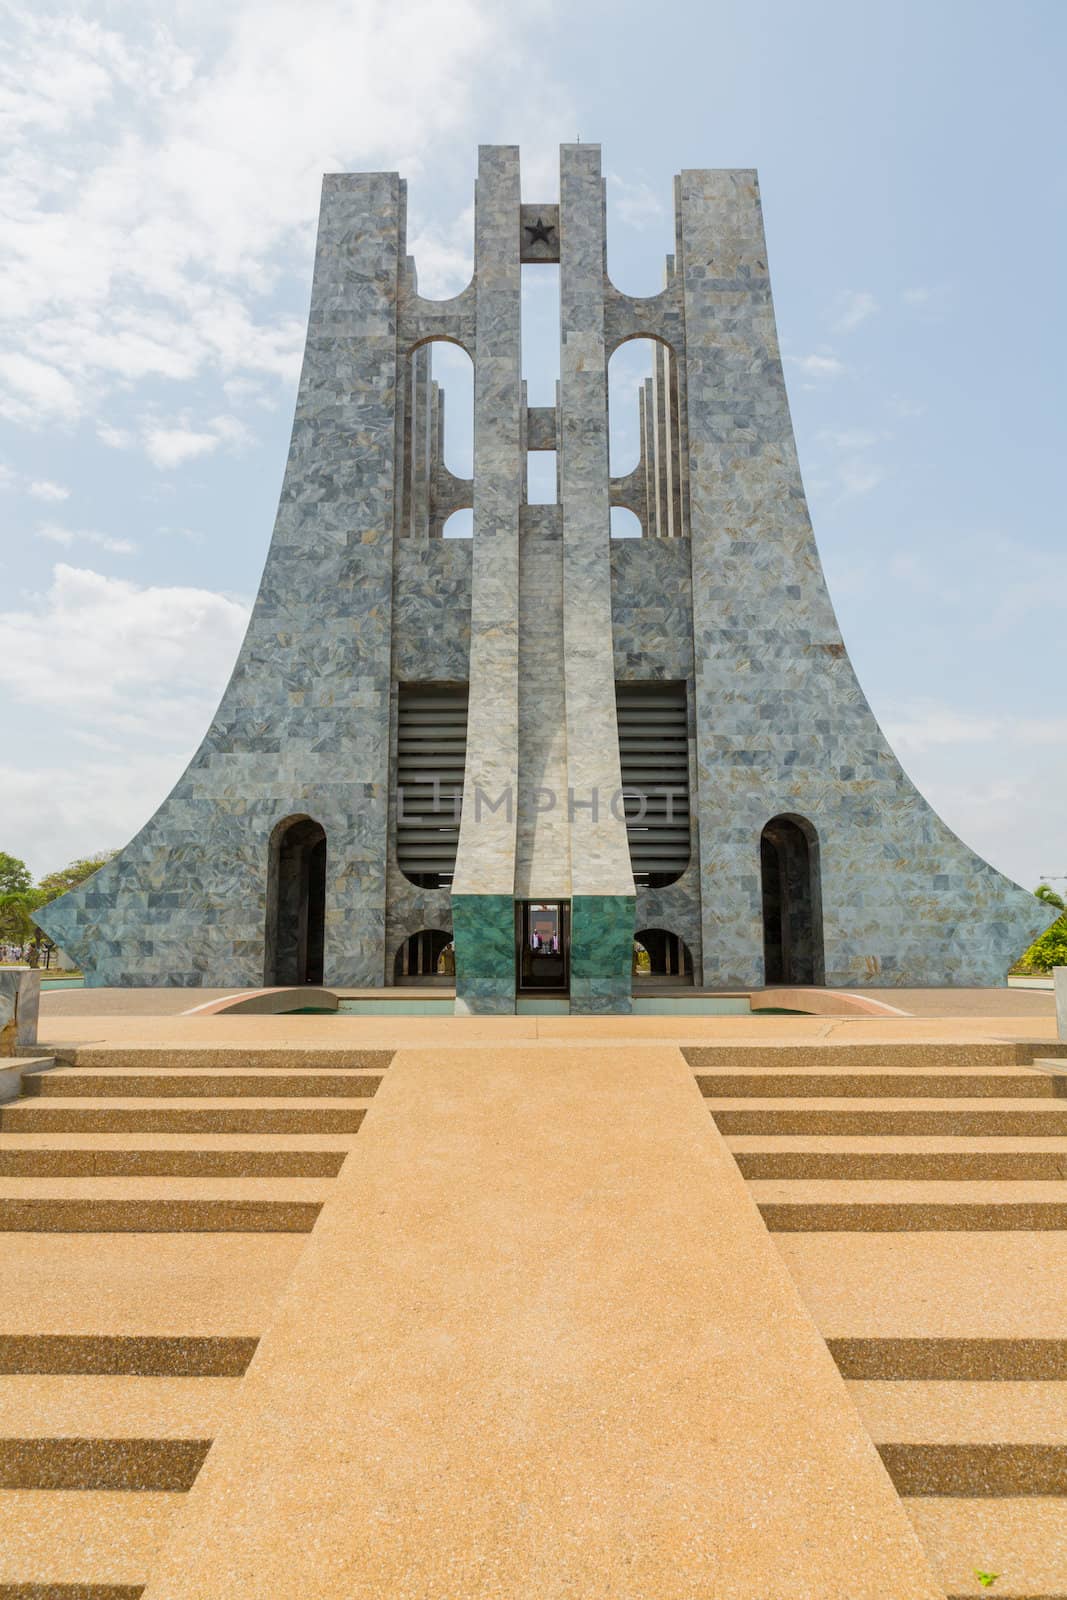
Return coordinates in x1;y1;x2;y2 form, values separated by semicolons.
559;144;636;1011
515;506;572;899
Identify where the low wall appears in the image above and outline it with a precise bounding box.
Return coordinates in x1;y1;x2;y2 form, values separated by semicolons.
183;987;339;1017
0;968;40;1054
751;987;909;1018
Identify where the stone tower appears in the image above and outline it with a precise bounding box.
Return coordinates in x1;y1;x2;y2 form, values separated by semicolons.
39;145;1047;1011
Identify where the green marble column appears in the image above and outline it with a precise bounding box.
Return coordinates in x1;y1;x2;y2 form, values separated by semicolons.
569;894;635;1014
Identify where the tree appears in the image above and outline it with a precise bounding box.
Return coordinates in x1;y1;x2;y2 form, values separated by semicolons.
0;890;39;947
0;853;32;896
35;853;116;907
1012;886;1067;975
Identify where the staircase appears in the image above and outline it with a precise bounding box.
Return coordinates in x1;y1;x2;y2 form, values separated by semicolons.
688;1042;1067;1600
0;1046;390;1597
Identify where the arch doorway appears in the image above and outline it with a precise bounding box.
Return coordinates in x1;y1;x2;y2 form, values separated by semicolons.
633;927;694;984
265;817;327;986
394;929;454;984
760;815;824;986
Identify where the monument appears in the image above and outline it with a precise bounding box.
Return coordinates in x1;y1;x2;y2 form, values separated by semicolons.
38;144;1048;1011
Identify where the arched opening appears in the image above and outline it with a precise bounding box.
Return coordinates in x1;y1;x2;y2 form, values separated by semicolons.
610;507;641;540
604;176;675;298
401;339;473;538
394;929;454;984
633;927;694;984
608;336;684;538
441;509;472;540
760;815;824;986
265;816;327;986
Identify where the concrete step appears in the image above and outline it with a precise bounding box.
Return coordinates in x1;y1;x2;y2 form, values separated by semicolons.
0;1487;176;1589
831;1339;1067;1381
24;1069;382;1098
730;1137;1067;1180
0;1101;370;1133
906;1496;1067;1597
883;1441;1067;1495
0;1435;210;1490
0;1177;331;1201
849;1380;1067;1444
0;1336;257;1376
712;1103;1067;1136
776;1233;1067;1340
0;1201;321;1234
697;1069;1063;1098
0;1144;350;1176
60;1047;393;1072
0;1375;238;1436
0;1233;304;1337
750;1178;1067;1232
0;1175;331;1233
683;1043;1066;1068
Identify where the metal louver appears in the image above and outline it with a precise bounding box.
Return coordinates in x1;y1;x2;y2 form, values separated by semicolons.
396;683;468;887
615;681;691;887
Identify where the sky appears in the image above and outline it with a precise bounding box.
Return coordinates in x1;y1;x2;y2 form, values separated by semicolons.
0;0;1064;894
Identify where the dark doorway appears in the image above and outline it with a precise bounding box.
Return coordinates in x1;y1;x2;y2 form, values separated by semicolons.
760;815;823;986
516;901;569;993
394;929;454;984
265;817;327;986
633;927;694;984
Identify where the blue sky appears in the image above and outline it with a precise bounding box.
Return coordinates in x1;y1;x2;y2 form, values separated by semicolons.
1;0;1063;892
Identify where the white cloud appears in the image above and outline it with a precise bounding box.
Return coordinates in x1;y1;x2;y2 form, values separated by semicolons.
142;412;253;468
819;427;884;451
831;290;878;333
0;0;566;428
142;426;219;468
607;173;665;231
97;422;134;449
36;522;136;555
878;700;1067;889
0;351;80;424
884;700;1067;757
902;284;953;318
0;752;192;880
835;459;884;498
884;703;1004;755
888;394;926;419
407;206;474;299
28;479;70;501
0;563;248;736
789;352;846;382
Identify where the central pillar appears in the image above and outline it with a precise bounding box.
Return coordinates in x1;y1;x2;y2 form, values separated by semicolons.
451;146;523;1014
558;144;635;1012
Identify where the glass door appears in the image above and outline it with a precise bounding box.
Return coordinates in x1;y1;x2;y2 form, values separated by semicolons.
517;902;569;993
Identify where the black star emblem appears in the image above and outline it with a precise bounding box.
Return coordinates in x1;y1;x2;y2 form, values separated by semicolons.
524;216;555;247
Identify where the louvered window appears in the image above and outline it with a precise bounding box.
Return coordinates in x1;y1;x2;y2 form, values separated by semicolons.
396;684;468;888
615;681;691;887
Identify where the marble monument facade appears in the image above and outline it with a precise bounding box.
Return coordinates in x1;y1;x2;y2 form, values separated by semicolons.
38;146;1049;1011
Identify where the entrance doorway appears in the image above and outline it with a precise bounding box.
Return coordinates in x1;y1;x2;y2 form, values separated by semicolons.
265;816;327;986
760;815;823;986
516;901;569;993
